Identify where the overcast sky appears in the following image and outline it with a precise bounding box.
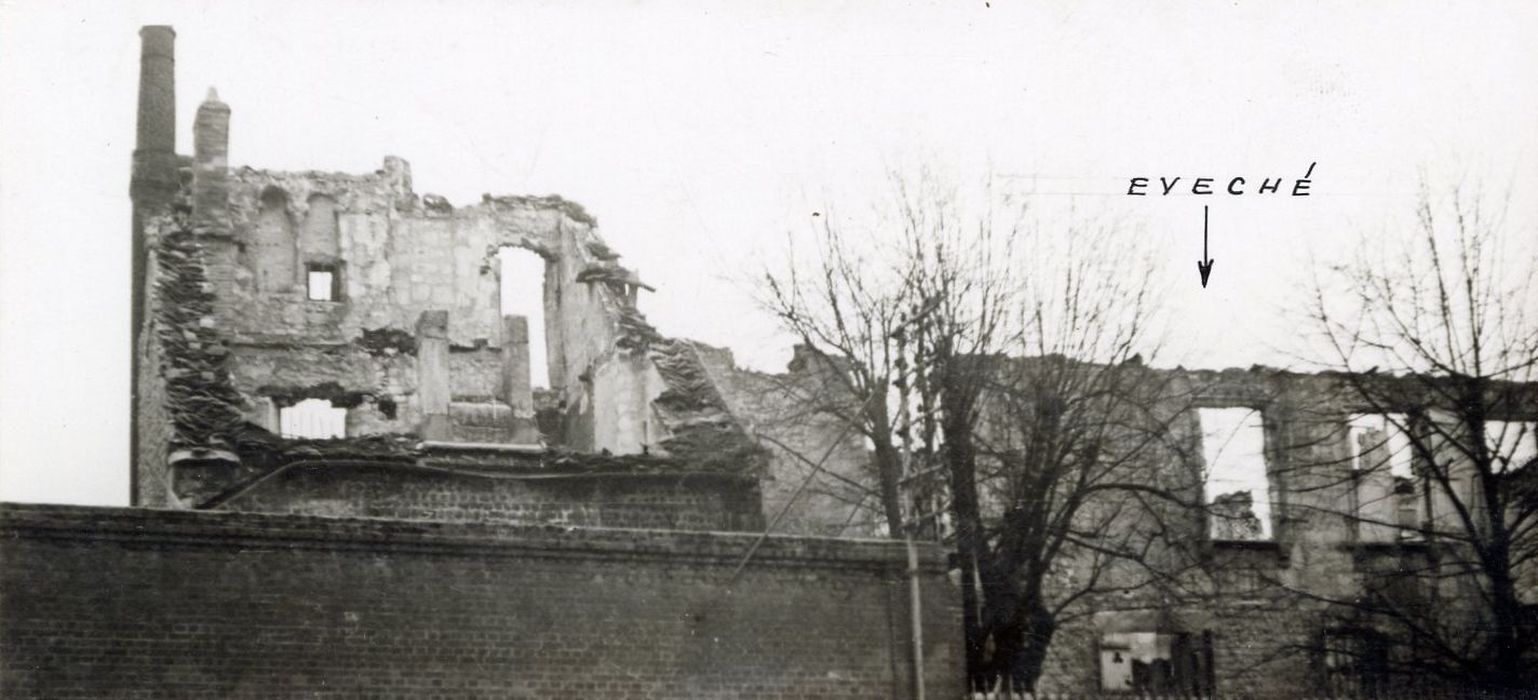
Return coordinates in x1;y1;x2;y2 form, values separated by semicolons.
3;0;1536;506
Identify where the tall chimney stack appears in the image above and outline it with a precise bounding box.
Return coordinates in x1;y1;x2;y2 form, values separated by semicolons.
131;25;177;209
130;25;176;505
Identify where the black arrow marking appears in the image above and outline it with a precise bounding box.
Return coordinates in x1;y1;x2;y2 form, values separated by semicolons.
1197;205;1215;288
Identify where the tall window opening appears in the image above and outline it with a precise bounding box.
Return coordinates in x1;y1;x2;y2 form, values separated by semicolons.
497;248;550;389
1348;413;1419;542
279;398;347;439
1199;407;1272;541
300;194;342;301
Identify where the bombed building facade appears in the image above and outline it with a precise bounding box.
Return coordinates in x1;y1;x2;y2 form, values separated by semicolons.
705;349;1538;697
0;26;962;699
127;33;763;521
1011;365;1538;697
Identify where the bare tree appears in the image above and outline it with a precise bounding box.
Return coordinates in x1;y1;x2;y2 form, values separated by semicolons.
759;178;1204;693
1302;180;1538;693
926;215;1217;693
758;198;920;538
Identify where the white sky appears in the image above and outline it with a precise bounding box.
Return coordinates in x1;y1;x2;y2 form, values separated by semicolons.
2;0;1536;505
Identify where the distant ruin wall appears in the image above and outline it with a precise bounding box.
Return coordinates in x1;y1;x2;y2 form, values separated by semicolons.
697;344;879;537
0;504;961;699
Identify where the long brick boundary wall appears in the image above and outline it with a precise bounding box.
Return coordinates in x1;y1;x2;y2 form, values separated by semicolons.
0;503;961;699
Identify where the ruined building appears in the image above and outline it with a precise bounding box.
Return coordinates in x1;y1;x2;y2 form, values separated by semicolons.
716;351;1538;697
0;26;961;698
129;31;766;525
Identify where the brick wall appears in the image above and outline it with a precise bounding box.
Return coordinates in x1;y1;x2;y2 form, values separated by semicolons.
0;503;961;699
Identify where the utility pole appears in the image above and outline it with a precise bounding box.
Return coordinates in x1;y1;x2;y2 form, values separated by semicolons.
893;313;926;700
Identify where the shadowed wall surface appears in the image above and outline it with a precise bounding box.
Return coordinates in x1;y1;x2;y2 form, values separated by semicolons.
0;503;960;699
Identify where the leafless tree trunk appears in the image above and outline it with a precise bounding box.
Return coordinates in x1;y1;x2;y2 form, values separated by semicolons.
947;233;1201;691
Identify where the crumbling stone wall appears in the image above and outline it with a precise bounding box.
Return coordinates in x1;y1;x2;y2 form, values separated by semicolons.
1027;366;1533;698
133;83;764;517
218;463;766;532
693;348;1535;696
0;503;961;699
201;160;606;446
133;277;175;507
697;344;879;537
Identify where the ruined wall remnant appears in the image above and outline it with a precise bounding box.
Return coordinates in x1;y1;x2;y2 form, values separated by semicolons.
698;343;880;537
1010;364;1538;698
130;28;764;521
698;339;1538;696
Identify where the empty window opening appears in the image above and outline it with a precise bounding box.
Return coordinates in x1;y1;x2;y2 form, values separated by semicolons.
1348;414;1414;478
1199;407;1272;541
498;248;550;388
1348;413;1420;541
307;264;340;301
279;398;347;439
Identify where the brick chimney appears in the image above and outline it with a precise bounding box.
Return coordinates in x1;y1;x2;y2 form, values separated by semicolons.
130;25;176;505
192;87;230;231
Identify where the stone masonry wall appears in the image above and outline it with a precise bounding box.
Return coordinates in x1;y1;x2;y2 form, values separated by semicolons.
201;162;604;445
696;344;879;537
136;82;765;517
0;503;961;699
218;464;766;532
181;151;759;471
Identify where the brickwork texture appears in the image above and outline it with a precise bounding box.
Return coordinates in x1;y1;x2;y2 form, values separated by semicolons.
0;504;961;699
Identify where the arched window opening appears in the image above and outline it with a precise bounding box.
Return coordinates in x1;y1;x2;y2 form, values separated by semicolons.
253;186;297;292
